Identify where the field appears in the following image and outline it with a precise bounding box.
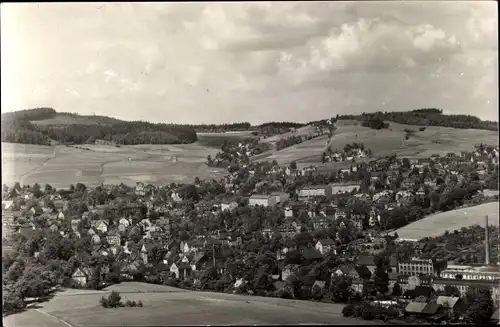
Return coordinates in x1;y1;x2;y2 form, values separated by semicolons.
252;119;497;165
3;283;378;327
393;202;500;241
328;120;498;158
1;141;226;189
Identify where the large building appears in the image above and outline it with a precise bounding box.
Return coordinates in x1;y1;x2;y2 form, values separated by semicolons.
249;194;276;207
398;257;435;276
439;264;500;281
297;185;332;199
330;182;361;195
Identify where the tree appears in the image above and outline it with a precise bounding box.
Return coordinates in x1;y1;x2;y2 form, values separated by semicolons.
444;285;460;297
464;286;494;324
290;161;297;170
392;283;402;296
2;292;26;314
373;256;389;294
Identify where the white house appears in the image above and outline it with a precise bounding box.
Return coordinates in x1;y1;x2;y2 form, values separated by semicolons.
316;239;336;255
249;194;276;207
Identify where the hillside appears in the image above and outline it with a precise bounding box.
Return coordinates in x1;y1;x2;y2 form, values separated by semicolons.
1;108;198;145
340;108;498;131
393;202;499;241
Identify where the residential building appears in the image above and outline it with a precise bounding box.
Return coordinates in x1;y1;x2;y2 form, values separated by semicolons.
249;194;276;207
330;182;361;195
298;185;332;199
315;239;336;255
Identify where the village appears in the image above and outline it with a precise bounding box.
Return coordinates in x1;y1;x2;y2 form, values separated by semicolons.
2;143;499;324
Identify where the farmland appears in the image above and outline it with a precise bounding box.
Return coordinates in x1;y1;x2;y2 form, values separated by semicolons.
252;119;498;166
328;120;498;158
1;142;226;189
393;202;500;241
3;283;378;327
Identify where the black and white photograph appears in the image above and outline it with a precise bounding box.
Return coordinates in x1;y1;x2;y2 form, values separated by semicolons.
1;1;499;326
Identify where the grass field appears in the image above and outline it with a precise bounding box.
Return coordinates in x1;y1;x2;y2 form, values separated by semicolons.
3;283;379;327
30;113;123;126
328;120;498;158
394;202;500;241
1;141;226;189
251;119;497;165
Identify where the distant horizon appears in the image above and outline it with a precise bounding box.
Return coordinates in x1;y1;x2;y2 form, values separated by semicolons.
1;106;498;126
2;2;498;124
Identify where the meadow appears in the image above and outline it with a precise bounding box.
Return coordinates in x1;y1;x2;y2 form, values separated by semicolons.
393;202;499;241
1;141;226;189
3;283;378;327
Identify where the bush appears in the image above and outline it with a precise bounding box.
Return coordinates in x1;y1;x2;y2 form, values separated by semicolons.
361;307;374;320
100;291;123;308
342;304;355;317
419;127;426;131
137;300;143;307
125;300;137;307
3;292;26;313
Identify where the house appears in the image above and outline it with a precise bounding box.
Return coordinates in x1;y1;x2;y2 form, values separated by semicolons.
281;264;299;281
170;262;191;280
72;267;92;286
49;223;59;232
298;185;332;199
90;220;108;233
359;254;398;274
405;298;441;316
70;219;81;232
91;234;101;245
106;233;121;247
119;217;131;228
141;243;153;264
190;252;208;271
270;192;290;204
249;194;276;207
181;241;199;254
436;296;463;312
299;247;323;262
87;228;96;236
221;199;238;212
315;239;336;255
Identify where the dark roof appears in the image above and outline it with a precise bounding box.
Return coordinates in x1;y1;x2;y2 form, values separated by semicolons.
422;302;441;315
358;255;375;266
156;263;170;272
354;265;371;278
300;247;323;261
414;286;435;298
318;238;335;246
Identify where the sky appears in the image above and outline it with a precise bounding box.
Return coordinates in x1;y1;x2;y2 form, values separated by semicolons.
1;1;498;125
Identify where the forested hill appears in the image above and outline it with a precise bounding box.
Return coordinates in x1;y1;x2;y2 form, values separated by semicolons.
340;108;498;131
0;108;198;145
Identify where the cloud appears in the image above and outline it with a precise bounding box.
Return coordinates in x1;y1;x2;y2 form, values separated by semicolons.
1;2;498;123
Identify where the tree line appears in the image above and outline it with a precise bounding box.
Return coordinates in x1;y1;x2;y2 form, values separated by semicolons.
341;108;498;131
1;108;198;145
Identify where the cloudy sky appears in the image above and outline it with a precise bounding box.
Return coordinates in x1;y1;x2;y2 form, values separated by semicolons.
1;2;498;124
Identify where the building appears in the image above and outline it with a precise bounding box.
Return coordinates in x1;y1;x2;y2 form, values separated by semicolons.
298;185;332;199
249;194;276;207
398;257;434;276
330;182;361;195
221;200;238;212
315;239;336;255
270;191;290;204
439;264;500;281
72;267;92;286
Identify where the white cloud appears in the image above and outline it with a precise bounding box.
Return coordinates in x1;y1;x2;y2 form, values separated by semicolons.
1;2;498;122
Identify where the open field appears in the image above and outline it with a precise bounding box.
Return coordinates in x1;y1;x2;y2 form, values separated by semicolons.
3;283;378;327
252;119;497;165
1;141;226;189
393;202;499;241
328;120;498;158
29;113;123;126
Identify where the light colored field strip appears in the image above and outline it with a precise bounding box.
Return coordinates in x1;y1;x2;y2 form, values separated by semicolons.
35;309;74;327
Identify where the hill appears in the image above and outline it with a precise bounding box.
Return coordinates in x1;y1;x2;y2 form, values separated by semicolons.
340;108;498;131
1;108;198;145
393;202;499;241
3;282;376;327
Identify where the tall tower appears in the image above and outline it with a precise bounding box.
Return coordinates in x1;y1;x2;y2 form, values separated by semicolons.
485;215;491;265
